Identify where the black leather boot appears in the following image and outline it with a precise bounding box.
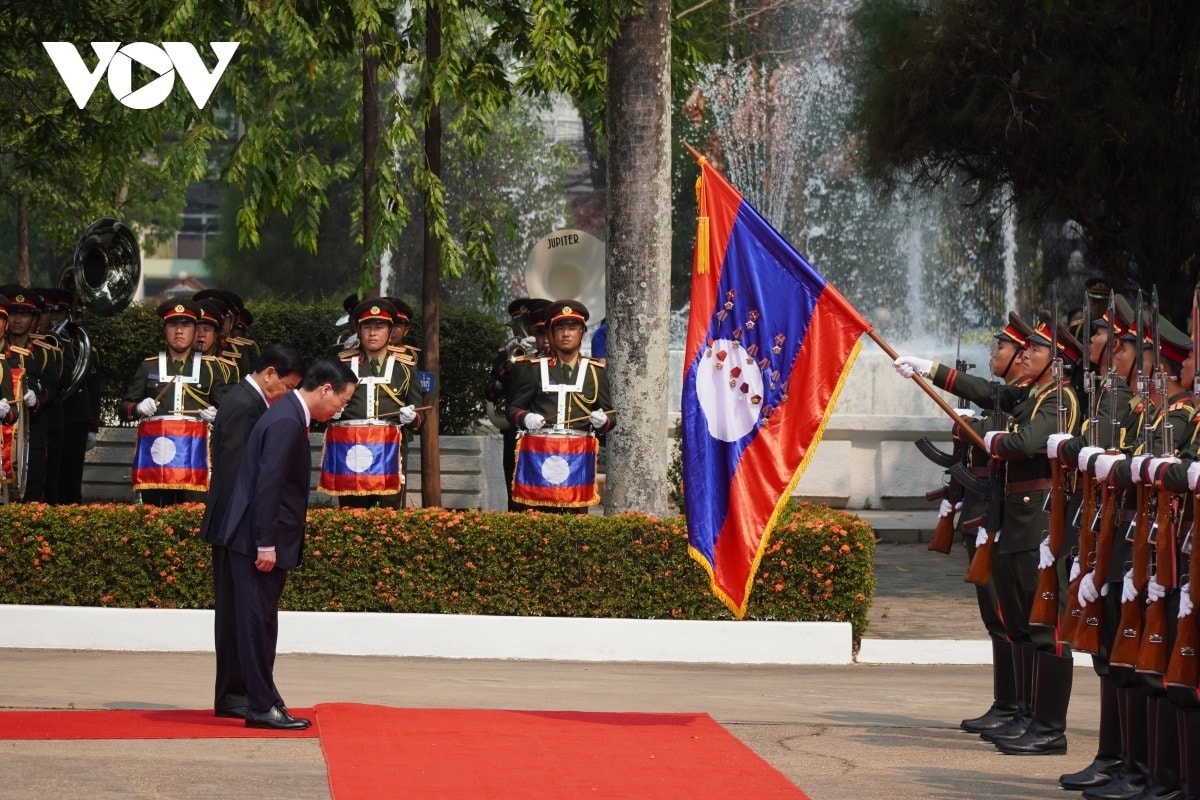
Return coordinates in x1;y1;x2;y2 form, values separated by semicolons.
1084;688;1148;800
1128;698;1185;800
982;641;1033;742
1183;710;1200;800
1061;676;1123;789
962;638;1019;733
995;649;1071;755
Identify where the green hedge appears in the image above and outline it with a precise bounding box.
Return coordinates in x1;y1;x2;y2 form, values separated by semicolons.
85;300;507;435
0;500;876;638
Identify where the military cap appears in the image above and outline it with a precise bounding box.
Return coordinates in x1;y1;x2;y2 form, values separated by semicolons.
1156;315;1192;367
996;312;1029;348
0;285;42;313
1085;276;1113;301
507;297;533;318
383;297;413;323
0;294;9;318
193;289;237;320
351;298;396;326
1092;293;1135;339
548;299;589;328
195;299;225;328
1025;313;1085;363
34;288;66;312
158;298;200;323
342;293;359;314
236;306;254;329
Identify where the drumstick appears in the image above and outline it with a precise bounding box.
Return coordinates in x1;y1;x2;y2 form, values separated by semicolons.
151;378;178;405
375;404;434;420
558;408;615;426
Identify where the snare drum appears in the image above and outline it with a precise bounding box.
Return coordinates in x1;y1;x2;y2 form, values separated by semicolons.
132;415;210;492
512;428;599;508
319;419;403;496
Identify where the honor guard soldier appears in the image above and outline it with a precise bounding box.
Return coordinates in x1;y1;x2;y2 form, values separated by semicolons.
54;286;100;505
194;299;241;386
506;300;614;513
484;297;550;510
33;288;69;504
0;285;60;503
331;299;424;508
895;313;1083;756
119;299;230;506
222;291;260;375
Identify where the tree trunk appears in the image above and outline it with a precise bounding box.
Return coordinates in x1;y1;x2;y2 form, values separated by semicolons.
363;30;380;294
603;0;672;516
420;4;443;507
16;189;29;286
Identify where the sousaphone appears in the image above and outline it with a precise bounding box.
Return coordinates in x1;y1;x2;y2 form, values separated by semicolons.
524;229;605;329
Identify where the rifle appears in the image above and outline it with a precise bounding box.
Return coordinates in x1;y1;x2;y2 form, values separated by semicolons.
1071;291;1122;654
1136;288;1178;677
965;381;1003;586
927;345;977;554
1031;293;1070;630
1061;292;1101;642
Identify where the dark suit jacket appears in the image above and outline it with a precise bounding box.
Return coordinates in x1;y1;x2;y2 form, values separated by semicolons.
200;378;269;545
216;391;312;571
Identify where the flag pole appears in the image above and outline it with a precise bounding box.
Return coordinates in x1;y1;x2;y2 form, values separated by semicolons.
866;328;989;452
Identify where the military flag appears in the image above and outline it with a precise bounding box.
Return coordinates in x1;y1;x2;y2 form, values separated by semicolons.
682;154;872;618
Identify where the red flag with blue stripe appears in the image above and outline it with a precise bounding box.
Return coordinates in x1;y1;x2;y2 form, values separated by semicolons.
318;422;403;496
683;156;871;618
511;432;600;508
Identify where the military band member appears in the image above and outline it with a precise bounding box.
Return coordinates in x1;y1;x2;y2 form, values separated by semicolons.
0;295;22;497
194;299;241;386
119;299;229;506
335;299;424;508
0;285;59;503
54;286;100;505
506;300;615;514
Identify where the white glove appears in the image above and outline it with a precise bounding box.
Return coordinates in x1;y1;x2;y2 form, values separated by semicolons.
136;397;158;417
199;405;218;423
984;430;1004;453
1146;456;1179;486
892;356;933;379
1121;568;1137;603
1038;536;1054;570
519;336;537;352
1130;454;1152;484
589;409;608;429
1092;452;1125;483
22;389;36;408
1147;577;1166;602
975;527;988;548
938;498;962;519
1189;461;1200;492
523;413;546;431
1078;571;1100;605
1069;556;1081;583
993;528;1001;543
955;408;976;419
397;405;417;425
1078;445;1105;474
0;398;8;418
1046;433;1073;461
85;432;97;451
1180;582;1194;619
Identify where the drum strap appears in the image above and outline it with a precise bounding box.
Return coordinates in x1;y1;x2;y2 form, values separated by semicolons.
352;354;396;418
158;352;202;413
540;357;589;426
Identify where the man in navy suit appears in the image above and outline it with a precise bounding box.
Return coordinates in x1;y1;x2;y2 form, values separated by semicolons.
200;343;306;721
216;357;358;730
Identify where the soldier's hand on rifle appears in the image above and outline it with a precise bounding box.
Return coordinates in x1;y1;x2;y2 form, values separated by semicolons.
1092;452;1125;483
1130;454;1152;483
1077;445;1105;474
1046;433;1073;462
136;397;159;418
1121;568;1137;603
1180;582;1194;619
1070;556;1081;582
523;412;546;431
975;527;988;548
954;408;976;418
1147;577;1166;602
892;356;932;379
1039;536;1055;569
1188;461;1200;492
938;498;961;518
1078;571;1101;605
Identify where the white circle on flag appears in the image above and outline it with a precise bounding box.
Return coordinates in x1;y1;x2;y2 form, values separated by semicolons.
694;338;764;442
540;455;571;485
344;444;376;473
150;436;177;465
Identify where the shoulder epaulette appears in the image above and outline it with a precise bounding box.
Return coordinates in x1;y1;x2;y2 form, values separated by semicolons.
1169;399;1194;413
10;345;32;357
227;336;256;347
220;349;240;360
143;354;157;363
217;356;239;368
337;349;358;361
589;358;607;368
30;335;61;353
390;344;421;355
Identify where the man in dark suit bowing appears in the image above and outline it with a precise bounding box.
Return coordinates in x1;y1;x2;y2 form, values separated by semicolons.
199;343;306;721
216;356;358;730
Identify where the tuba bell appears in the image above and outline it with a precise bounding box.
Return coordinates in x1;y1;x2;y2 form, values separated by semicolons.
56;219;141;398
523;229;606;328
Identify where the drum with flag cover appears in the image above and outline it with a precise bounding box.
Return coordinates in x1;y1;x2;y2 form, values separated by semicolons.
132;415;210;491
511;429;600;508
318;419;403;496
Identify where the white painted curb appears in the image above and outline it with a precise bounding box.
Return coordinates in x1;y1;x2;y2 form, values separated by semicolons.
0;605;852;665
857;638;1096;667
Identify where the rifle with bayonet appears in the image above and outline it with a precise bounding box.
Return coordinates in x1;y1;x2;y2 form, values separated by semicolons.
926;338;977;554
1166;285;1200;691
1031;295;1070;629
1111;292;1153;668
1062;292;1100;643
1073;291;1123;655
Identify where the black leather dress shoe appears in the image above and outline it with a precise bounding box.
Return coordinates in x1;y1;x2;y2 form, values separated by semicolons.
1061;756;1124;790
245;706;311;731
215;705;249;719
1083;770;1147;800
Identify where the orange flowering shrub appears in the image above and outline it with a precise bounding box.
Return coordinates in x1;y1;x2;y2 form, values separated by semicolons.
0;500;876;637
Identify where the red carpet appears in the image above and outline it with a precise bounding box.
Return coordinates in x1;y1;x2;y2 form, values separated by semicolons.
315;704;808;799
0;707;318;739
0;705;808;798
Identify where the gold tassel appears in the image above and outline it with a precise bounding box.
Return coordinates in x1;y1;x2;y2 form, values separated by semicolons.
695;174;709;275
